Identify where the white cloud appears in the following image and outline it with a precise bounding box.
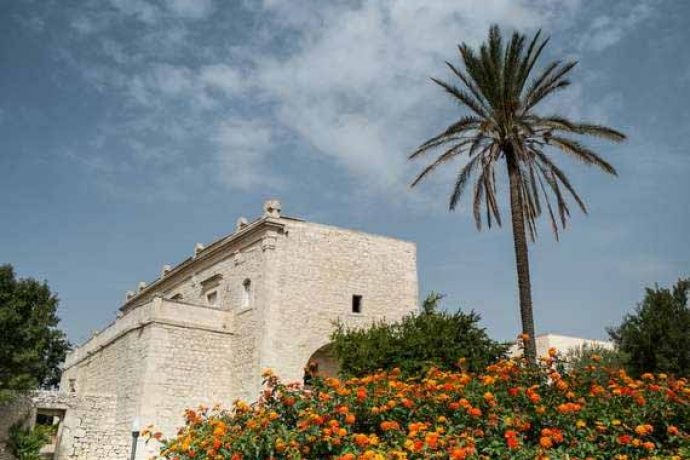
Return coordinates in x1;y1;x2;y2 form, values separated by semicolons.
253;1;579;192
49;0;652;199
578;2;654;52
214;119;276;189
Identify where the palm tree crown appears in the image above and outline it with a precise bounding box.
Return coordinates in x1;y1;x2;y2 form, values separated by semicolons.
410;25;625;240
410;25;625;361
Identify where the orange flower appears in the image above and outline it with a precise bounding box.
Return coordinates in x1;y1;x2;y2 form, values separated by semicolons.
634;424;653;436
467;407;482;417
504;430;520;450
617;434;633;445
353;433;369;448
539;436;553;449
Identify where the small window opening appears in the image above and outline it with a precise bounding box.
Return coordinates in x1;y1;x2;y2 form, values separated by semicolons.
68;378;76;393
352;295;362;314
242;279;252;309
206;290;218;306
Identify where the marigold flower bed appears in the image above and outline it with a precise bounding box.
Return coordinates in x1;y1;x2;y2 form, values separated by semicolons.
149;351;690;459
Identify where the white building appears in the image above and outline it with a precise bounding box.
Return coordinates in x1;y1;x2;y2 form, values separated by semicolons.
4;200;419;460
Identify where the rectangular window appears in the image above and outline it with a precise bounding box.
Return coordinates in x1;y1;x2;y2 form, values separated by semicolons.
206;291;218;306
352;295;362;314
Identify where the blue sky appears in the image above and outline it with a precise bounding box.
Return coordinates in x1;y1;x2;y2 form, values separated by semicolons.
2;0;689;344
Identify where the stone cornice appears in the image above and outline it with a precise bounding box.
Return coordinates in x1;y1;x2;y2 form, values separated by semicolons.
121;217;286;312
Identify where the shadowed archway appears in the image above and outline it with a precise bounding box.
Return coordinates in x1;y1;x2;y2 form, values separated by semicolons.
304;343;339;385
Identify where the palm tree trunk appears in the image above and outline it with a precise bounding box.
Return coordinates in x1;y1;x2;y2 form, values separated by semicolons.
506;148;537;363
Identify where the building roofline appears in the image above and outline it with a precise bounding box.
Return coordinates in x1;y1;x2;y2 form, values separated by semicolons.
120;216;286;311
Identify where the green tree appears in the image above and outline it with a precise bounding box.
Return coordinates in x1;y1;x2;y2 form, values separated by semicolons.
409;25;625;362
330;293;508;378
0;264;70;395
608;278;690;377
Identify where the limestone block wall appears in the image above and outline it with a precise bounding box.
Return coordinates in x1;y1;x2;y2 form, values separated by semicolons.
0;392;119;460
60;298;236;459
137;324;234;452
36;392;120;460
59;316;152;454
260;220;419;383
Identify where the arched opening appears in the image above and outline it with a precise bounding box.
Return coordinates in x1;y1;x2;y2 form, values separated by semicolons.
304;344;339;385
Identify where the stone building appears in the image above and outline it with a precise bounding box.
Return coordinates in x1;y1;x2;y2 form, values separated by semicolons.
4;200;419;460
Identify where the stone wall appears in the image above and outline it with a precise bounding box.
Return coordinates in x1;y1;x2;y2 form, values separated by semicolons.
260;219;419;383
0;394;32;460
60;298;236;459
0;392;119;460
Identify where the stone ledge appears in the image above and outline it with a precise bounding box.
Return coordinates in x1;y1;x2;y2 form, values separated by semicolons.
64;298;233;370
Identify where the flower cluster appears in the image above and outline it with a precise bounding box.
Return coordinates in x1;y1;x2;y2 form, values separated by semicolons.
149;344;690;459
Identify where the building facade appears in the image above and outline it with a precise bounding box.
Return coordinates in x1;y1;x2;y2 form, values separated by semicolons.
508;333;614;358
14;200;419;460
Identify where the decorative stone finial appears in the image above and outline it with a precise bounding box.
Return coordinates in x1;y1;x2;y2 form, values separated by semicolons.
161;264;172;277
138;281;147;292
194;243;205;257
236;217;248;231
263;199;282;218
125;290;135;301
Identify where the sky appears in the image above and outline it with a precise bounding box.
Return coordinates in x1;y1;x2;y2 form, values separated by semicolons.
1;0;689;345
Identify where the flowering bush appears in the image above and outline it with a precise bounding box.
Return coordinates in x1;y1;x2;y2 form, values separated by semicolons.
149;342;690;459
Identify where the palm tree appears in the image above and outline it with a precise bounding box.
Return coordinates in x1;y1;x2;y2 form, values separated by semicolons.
409;25;625;362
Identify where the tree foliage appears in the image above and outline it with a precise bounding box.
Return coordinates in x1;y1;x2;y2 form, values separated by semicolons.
330;293;508;378
0;264;70;394
608;278;690;377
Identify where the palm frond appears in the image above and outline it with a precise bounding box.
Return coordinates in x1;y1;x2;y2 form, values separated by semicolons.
572;123;626;142
535;166;560;239
411;144;466;187
445;62;491;114
431;77;489;118
548;136;617;175
524;62;577;111
517;30;548;95
471;169;486;230
409;116;479;159
448;153;484;209
532;148;587;214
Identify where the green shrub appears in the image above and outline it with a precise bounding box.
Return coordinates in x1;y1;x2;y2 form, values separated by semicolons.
330;293;508;378
7;423;50;460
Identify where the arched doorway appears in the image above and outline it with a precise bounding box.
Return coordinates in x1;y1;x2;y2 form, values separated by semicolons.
304;344;339;384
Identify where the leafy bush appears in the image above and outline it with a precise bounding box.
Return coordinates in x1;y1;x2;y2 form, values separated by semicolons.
608;278;690;377
150;342;690;459
330;293;508;378
7;423;50;460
